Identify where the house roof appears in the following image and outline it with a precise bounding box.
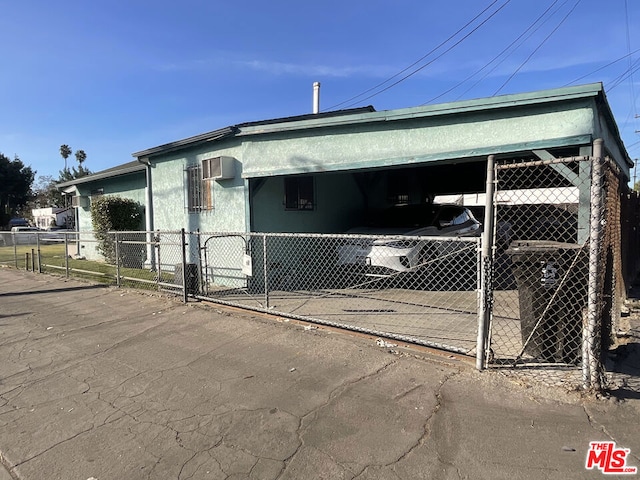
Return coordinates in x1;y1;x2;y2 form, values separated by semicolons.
130;83;631;168
56;160;146;189
132;106;376;159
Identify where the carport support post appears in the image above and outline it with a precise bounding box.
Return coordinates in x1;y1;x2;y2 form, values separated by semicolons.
477;154;496;370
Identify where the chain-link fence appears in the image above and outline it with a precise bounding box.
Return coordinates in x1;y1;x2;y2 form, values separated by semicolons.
193;232;481;354
486;151;629;390
0;227;482;353
1;151;636;392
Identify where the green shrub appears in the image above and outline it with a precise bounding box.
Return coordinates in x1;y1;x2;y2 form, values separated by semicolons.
90;196;143;264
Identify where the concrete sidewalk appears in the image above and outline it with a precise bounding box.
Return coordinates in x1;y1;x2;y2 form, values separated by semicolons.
0;268;638;480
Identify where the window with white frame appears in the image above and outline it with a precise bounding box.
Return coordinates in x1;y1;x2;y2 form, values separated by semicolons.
186;164;213;212
284;176;314;210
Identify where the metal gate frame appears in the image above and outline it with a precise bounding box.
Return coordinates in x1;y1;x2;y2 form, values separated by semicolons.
477;139;622;390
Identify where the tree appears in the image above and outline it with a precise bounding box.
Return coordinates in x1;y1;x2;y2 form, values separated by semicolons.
58;164;91;182
0;153;35;227
75;149;87;167
29;175;63;209
59;144;72;172
90;196;143;264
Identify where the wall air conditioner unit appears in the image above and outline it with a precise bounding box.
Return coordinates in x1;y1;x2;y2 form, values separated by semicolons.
71;195;89;208
202;156;235;180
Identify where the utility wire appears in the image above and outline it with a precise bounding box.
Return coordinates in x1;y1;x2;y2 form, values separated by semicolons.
563;47;640;87
324;0;509;111
608;57;640;91
336;0;512;109
424;0;564;105
622;0;638;133
493;0;582;95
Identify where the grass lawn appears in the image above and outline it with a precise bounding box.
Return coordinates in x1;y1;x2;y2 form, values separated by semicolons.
0;243;176;290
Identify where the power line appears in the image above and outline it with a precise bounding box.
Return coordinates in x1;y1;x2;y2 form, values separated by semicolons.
324;0;510;111
493;0;582;95
424;0;565;105
623;0;638;134
608;57;640;91
563;47;640;87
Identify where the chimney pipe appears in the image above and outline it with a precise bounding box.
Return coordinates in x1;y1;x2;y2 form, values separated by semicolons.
313;82;320;114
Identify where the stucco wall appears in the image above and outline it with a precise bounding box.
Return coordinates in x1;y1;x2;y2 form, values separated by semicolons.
241;102;596;178
74;172;146;260
149;143;247;234
145;88;633;239
251;172;366;233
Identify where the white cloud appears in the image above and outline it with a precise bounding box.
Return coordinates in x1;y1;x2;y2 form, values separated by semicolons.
154;53;399;79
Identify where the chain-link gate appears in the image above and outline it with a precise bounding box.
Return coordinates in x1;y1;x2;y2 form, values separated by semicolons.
197;231;481;354
484;146;623;389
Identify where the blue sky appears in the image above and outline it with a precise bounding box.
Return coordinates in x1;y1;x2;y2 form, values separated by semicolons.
2;0;639;182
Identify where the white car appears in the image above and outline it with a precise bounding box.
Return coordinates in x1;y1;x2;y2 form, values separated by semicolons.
41;227;75;244
10;226;41;245
336;204;481;278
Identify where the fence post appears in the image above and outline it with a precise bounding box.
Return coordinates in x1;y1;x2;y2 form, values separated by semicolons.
115;232;121;287
263;235;269;309
64;233;69;279
181;228;188;303
196;229;203;295
585;139;604;390
155;231;161;291
477;154;496;370
37;235;42;273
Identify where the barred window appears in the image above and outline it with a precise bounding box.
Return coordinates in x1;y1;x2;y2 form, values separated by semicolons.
387;170;409;205
285;176;314;210
186;165;213;212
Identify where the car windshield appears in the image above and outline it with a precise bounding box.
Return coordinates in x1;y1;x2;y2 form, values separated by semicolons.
435;206;473;227
364;204;471;229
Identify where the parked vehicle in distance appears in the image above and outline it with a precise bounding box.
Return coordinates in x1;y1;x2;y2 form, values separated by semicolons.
336;204;482;278
10;226;41;245
40;227;76;244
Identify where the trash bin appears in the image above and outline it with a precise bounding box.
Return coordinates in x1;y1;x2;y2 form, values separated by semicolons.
175;263;200;295
505;240;588;363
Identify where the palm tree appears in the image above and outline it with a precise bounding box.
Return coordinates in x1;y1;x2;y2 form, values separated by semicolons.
59;144;72;172
75;149;87;167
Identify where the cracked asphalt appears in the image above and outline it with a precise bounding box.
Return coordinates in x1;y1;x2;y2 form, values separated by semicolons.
0;268;638;480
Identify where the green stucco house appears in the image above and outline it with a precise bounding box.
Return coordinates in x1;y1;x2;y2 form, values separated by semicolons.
130;82;631;238
57;160;147;259
59;82;632;257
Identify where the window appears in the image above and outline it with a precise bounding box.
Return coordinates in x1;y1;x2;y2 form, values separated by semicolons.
387;170;410;205
186;165;213;212
284;176;314;210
